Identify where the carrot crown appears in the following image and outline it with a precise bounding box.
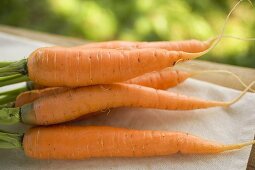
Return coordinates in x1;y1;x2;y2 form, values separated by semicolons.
0;130;23;149
0;108;20;124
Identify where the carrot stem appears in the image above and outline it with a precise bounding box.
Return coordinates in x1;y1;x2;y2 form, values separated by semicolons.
0;102;15;109
0;59;27;77
0;108;20;124
0;75;29;87
0;61;12;68
0;86;28;96
0;74;22;81
0;130;22;149
0;95;18;105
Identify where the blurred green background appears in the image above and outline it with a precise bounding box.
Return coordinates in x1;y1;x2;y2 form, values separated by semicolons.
0;0;255;67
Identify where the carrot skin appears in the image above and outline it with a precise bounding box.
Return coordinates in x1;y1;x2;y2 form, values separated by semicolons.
23;125;235;160
27;48;197;87
21;83;224;125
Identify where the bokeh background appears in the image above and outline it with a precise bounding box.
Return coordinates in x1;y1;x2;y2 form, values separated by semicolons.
0;0;255;68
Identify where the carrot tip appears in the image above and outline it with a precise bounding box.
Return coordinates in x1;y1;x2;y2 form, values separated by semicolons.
205;37;218;46
223;140;255;151
225;80;255;106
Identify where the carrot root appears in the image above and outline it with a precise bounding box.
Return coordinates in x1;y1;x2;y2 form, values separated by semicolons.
224;80;255;106
22;126;255;159
190;70;255;93
220;140;255;152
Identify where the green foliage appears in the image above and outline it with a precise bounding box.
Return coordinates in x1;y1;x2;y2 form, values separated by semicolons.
0;0;254;67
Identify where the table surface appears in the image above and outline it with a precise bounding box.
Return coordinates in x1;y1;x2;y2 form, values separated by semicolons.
0;24;254;170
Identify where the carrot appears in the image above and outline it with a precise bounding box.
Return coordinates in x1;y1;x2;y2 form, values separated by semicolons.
76;38;214;53
0;47;205;87
1;125;254;159
1;81;253;125
126;68;255;92
75;35;255;52
125;68;190;90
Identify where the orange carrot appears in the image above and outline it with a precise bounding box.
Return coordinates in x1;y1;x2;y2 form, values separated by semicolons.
6;82;250;125
28;48;204;87
0;47;210;87
20;125;255;159
76;39;214;53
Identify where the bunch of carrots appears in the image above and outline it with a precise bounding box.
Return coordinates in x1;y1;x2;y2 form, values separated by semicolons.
0;0;254;161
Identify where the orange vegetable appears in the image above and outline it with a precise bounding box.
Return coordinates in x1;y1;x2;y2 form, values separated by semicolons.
76;39;214;53
27;48;204;87
21;125;255;159
17;82;251;125
0;46;209;87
